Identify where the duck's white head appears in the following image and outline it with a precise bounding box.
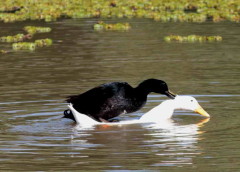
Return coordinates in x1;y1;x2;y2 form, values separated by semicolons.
139;95;210;122
174;96;210;118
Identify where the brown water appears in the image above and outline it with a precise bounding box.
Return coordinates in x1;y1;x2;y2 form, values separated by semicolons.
0;19;239;171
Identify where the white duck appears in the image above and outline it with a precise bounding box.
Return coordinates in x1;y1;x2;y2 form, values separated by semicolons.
67;95;210;127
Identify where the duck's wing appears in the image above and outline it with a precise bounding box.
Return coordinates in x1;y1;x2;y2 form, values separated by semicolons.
66;82;132;120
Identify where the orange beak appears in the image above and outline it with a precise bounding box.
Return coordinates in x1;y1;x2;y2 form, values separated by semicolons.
195;105;210;118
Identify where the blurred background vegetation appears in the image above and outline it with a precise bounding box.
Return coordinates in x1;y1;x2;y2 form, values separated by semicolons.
0;0;239;23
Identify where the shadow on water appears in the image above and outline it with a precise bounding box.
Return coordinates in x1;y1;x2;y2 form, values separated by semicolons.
0;19;240;171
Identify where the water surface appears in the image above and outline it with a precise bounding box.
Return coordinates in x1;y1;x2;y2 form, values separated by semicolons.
0;19;239;171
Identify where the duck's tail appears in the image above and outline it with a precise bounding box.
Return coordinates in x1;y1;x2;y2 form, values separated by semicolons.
66;95;80;103
67;103;100;125
63;109;76;122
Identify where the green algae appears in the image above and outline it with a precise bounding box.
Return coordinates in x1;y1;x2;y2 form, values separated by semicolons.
12;42;36;51
1;1;234;52
0;26;53;51
0;49;8;54
12;38;53;51
0;0;239;23
94;21;131;31
164;35;223;42
0;34;32;43
34;38;53;47
24;26;52;35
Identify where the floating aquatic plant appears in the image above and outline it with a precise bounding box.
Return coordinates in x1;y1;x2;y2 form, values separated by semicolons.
0;34;32;43
24;26;52;35
0;25;53;51
12;42;36;51
94;21;131;31
0;0;239;23
34;38;53;47
12;38;53;51
0;49;8;54
164;35;223;42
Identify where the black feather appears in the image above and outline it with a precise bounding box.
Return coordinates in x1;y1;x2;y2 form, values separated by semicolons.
63;79;175;122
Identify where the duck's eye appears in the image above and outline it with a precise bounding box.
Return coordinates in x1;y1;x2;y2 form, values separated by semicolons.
191;100;194;102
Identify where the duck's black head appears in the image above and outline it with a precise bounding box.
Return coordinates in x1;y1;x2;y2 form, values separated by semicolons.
137;79;176;99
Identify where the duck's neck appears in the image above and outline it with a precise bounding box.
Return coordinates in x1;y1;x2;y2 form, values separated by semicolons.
135;80;154;96
139;100;176;122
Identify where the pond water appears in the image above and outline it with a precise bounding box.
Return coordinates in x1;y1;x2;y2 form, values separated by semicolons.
0;19;239;171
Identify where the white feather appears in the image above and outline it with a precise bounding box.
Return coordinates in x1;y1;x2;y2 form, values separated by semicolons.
68;95;209;128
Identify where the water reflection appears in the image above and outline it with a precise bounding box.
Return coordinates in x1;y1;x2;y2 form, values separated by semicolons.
71;118;209;167
143;118;209;166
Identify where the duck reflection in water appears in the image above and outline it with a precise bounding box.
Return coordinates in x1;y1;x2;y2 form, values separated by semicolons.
71;118;209;167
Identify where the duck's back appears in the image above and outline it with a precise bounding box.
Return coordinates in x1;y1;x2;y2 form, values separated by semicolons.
66;82;144;120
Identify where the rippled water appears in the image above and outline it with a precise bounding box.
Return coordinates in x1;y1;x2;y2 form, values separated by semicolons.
0;19;239;171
